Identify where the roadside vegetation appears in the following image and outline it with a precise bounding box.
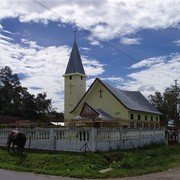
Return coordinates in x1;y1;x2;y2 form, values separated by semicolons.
0;144;180;178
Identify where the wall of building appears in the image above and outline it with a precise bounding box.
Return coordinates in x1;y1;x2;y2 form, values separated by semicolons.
127;111;161;128
128;111;160;122
64;74;86;119
0;127;165;152
72;81;129;120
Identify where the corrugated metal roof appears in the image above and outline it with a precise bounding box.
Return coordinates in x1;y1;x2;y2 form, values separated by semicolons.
65;40;85;75
96;109;114;119
99;79;162;114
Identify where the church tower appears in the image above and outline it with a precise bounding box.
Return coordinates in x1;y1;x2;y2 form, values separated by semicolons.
63;40;86;119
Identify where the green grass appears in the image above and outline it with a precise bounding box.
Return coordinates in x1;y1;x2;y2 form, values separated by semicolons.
0;144;180;178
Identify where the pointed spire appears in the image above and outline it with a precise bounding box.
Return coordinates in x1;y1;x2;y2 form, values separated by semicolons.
65;40;86;75
74;27;77;42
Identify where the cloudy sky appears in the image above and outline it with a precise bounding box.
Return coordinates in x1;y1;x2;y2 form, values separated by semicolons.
0;0;180;112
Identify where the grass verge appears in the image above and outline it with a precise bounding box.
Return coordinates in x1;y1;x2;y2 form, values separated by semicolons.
0;144;180;178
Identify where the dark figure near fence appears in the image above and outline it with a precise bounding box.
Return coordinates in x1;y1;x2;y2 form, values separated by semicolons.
7;130;26;154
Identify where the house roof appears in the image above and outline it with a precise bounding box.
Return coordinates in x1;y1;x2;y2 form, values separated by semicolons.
96;109;114;119
99;79;162;114
0;115;29;123
78;102;114;120
71;78;162;115
65;40;85;75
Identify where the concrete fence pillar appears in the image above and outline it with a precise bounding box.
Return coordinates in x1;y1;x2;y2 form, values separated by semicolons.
153;127;155;142
91;127;97;152
50;129;56;150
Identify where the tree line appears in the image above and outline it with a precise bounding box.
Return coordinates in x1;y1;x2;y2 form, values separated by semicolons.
148;83;180;123
0;66;63;120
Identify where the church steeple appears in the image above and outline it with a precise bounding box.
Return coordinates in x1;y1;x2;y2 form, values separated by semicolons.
63;39;87;120
65;40;85;75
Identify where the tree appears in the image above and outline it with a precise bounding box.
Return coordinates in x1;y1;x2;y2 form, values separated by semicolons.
148;84;180;122
0;66;53;119
35;93;52;118
21;88;37;118
0;66;23;116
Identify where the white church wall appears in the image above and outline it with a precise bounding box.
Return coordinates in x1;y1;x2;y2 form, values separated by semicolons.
0;127;165;152
81;82;129;120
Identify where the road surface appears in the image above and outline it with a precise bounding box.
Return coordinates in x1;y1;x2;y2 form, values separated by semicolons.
0;169;77;180
121;167;180;180
0;167;180;180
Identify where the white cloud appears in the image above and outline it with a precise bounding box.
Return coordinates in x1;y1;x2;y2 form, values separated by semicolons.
101;77;124;82
0;32;105;112
130;56;165;69
0;0;179;40
123;53;180;96
80;47;91;51
87;36;101;46
21;38;43;49
0;24;2;30
173;40;180;46
120;37;141;45
0;34;14;41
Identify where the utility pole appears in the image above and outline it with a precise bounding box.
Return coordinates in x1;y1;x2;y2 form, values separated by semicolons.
174;79;179;121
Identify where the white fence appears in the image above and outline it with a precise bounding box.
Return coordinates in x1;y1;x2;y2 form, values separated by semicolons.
0;127;165;152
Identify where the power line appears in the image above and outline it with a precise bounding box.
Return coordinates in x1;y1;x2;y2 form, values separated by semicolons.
33;0;65;23
33;0;138;61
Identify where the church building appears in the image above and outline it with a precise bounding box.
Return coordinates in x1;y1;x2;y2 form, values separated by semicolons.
63;40;161;128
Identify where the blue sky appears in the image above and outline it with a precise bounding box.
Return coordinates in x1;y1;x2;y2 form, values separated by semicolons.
0;0;180;112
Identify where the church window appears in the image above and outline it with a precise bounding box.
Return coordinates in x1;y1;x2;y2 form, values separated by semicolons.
99;89;103;98
138;114;141;120
69;76;72;80
130;114;134;120
81;76;83;80
145;115;148;121
151;116;153;121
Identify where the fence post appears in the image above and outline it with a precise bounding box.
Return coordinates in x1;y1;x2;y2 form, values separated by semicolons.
29;135;32;149
139;128;141;147
50;128;56;150
153;127;155;143
91;127;97;152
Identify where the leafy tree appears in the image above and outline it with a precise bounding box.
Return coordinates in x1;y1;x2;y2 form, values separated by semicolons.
0;66;54;119
21;88;37;118
0;66;23;116
35;93;52;118
148;84;180;122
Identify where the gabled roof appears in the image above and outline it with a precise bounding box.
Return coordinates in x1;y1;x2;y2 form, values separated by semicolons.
71;78;162;115
100;79;162;114
96;109;114;120
79;102;114;120
65;40;85;75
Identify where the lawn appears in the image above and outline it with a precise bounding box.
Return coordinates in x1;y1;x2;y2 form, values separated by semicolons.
0;144;180;178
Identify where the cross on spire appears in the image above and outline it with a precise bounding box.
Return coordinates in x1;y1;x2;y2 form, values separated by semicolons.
99;89;103;98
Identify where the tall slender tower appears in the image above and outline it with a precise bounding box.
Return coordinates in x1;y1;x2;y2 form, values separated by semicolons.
63;40;86;120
